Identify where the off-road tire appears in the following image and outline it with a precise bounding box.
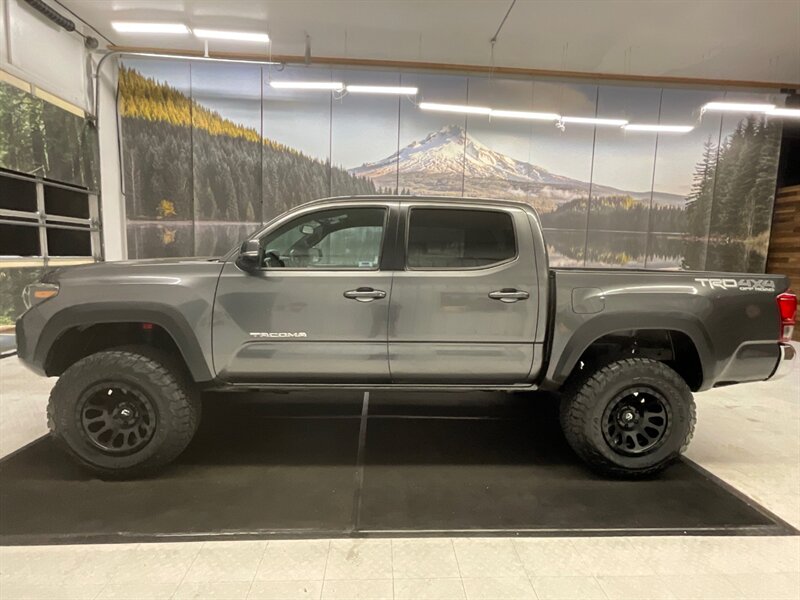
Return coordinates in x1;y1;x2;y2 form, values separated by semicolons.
47;347;200;479
559;358;696;478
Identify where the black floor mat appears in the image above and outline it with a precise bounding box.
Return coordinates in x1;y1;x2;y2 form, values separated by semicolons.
0;391;792;545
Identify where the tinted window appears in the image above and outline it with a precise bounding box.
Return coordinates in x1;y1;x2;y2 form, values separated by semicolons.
0;224;40;257
260;207;386;269
407;208;516;269
46;228;92;256
0;176;37;212
44;186;90;219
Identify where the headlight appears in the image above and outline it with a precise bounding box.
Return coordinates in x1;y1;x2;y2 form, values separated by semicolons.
22;283;60;310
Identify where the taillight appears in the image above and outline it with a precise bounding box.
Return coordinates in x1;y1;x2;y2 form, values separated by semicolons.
777;292;797;342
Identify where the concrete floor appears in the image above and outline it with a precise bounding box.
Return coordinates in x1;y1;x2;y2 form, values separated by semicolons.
0;348;798;599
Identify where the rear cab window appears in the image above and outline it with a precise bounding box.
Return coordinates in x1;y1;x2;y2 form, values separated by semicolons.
406;208;517;269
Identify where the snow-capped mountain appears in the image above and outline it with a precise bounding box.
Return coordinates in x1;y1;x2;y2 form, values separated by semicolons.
350;124;583;187
348;125;682;209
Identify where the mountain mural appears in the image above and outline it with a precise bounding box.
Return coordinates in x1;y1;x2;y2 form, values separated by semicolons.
349;124;682;211
114;60;780;273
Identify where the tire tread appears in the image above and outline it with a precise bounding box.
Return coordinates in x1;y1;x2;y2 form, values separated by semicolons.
47;348;200;479
559;358;696;478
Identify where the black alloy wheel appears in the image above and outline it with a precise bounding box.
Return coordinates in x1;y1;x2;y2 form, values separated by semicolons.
79;383;158;455
602;387;670;456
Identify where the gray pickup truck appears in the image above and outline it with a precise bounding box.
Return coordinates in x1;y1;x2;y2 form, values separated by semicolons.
16;196;797;479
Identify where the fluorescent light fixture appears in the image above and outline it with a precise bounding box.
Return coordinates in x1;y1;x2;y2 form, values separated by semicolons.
193;29;269;43
560;116;628;126
767;107;800;118
419;102;491;115
346;85;418;95
270;81;344;91
490;109;561;121
112;22;189;34
624;124;694;133
702;101;775;113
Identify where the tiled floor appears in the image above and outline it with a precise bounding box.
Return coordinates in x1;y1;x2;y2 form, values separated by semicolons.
1;348;798;599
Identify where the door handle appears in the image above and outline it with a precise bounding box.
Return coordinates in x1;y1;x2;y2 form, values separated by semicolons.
344;287;387;302
488;288;530;303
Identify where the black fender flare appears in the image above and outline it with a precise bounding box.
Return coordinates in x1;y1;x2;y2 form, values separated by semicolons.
36;302;214;382
544;313;715;391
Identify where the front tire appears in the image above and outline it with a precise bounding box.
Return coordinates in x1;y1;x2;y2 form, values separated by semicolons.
560;358;696;478
48;348;200;479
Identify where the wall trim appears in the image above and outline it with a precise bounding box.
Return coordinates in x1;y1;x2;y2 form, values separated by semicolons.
108;45;800;91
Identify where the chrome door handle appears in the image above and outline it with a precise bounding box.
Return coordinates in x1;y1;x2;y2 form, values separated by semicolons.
488;288;530;303
344;287;387;302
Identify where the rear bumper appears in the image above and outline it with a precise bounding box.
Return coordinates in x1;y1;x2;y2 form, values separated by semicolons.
767;343;796;381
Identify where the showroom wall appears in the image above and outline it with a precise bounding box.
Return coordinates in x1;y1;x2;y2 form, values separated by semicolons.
120;58;783;272
0;0;103;326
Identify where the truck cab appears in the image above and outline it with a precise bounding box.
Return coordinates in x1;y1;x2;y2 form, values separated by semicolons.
213;197;547;385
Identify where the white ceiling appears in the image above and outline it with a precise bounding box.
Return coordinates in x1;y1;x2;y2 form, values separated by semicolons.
57;0;800;85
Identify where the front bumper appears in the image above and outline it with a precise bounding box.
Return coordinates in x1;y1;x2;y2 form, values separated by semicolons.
767;343;796;381
14;308;47;376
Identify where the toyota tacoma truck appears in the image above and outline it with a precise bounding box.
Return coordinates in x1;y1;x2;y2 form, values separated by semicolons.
16;196;797;478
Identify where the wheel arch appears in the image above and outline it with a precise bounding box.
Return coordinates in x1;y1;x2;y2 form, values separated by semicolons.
545;315;714;392
37;302;214;382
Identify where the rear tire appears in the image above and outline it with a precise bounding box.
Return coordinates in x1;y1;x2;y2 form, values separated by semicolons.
559;358;696;478
47;348;200;479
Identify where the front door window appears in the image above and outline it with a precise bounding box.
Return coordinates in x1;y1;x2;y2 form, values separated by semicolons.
260;207;386;269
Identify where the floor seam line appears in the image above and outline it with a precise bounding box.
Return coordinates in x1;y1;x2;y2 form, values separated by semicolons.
245;539;270;599
350;391;370;533
168;542;203;599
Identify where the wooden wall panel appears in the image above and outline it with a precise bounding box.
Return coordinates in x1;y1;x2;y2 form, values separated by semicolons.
767;185;800;341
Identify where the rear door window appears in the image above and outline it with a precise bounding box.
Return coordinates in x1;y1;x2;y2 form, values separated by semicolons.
406;208;516;269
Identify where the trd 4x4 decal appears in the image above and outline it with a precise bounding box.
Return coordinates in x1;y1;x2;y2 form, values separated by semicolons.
694;278;776;291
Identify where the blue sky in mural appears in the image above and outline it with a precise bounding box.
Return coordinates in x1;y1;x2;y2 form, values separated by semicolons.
263;65;333;160
465;77;597;189
191;62;261;132
332;69;402;173
653;88;722;197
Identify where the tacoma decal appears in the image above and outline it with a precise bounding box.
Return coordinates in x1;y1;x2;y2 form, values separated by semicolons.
249;332;308;338
694;278;776;292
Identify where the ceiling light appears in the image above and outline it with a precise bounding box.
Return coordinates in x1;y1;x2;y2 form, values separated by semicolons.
346;85;418;95
193;29;269;43
560;116;628;126
419;102;491;115
112;22;189;34
270;81;344;91
702;101;775;113
490;109;561;121
624;124;694;133
767;107;800;118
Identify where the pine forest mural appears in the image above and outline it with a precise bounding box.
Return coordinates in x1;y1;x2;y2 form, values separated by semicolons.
118;59;782;271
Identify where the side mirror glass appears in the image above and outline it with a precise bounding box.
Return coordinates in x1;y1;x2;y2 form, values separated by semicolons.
236;239;263;272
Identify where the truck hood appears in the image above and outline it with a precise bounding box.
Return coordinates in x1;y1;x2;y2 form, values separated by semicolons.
42;257;224;283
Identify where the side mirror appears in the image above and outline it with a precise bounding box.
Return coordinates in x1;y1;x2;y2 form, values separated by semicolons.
236;239;263;272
